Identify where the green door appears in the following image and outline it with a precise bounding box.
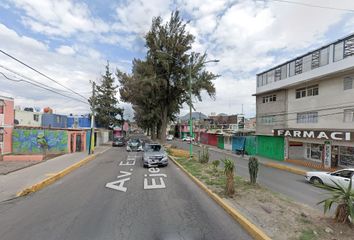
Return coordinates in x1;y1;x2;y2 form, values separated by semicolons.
217;135;224;149
245;136;257;155
256;136;284;161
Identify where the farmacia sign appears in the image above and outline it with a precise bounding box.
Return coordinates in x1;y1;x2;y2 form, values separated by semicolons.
274;129;353;142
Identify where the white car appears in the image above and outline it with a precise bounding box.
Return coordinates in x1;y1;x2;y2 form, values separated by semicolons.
182;136;194;142
305;168;354;190
166;135;174;141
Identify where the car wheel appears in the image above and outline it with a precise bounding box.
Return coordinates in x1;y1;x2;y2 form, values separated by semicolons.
143;164;148;168
310;177;323;185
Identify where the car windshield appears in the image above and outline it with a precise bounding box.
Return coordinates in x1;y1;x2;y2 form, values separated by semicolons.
114;137;123;141
130;139;140;143
145;145;161;152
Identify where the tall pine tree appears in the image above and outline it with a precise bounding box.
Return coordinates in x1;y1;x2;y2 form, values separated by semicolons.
90;62;123;129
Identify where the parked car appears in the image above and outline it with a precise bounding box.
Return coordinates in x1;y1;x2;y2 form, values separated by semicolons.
143;143;168;167
182;136;194;142
166;135;174;141
126;138;144;152
305;168;354;190
112;136;125;147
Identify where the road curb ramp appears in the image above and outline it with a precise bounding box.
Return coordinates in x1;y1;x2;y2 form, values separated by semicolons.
16;147;111;197
169;155;272;240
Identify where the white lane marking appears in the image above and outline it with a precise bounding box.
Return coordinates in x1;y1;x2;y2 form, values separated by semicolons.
143;167;167;190
106;155;137;192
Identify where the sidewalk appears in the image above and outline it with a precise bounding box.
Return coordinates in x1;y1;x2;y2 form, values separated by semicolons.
190;142;322;175
0;146;110;202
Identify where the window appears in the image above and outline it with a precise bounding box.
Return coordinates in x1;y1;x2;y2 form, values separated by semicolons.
311;51;320;69
262;95;277;103
33;114;39;122
0;105;3;114
267;70;275;83
320;47;329;66
334;41;344;62
296;85;318;99
262;73;267;86
295;58;303;75
343;109;354;122
306;143;323;162
331;170;353;179
280;64;287;79
274;68;281;81
0;133;3;142
343;76;353;90
297;112;318;123
339;146;354;167
56;116;60;123
289;61;295;77
344;36;354;58
302;54;312;72
260;115;275;125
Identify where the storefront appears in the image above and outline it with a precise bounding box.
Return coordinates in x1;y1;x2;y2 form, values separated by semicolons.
275;129;354;168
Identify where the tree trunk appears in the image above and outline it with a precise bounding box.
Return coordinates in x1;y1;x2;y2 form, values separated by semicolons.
335;203;349;223
225;172;235;196
159;107;168;143
151;125;156;140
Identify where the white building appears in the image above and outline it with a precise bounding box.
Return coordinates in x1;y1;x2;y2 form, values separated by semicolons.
255;33;354;168
15;109;42;127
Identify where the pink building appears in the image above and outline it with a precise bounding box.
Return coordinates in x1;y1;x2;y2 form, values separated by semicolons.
0;96;14;155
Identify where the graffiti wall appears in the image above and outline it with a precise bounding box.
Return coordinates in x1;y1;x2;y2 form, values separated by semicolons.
12;128;68;154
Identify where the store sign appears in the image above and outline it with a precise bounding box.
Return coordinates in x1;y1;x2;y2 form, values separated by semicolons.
274;129;353;142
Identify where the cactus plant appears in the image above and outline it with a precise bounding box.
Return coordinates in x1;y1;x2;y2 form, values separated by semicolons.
212;160;220;171
199;146;209;164
223;158;235;196
248;156;259;185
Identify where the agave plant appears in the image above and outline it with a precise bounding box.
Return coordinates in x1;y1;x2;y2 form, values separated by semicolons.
248;156;259;185
317;178;354;224
223;158;235;196
212;160;220;172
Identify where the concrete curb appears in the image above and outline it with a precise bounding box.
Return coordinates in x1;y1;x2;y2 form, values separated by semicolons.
16;147;111;197
192;143;307;176
169;155;272;240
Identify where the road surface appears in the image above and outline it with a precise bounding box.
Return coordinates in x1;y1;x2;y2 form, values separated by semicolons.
171;139;329;210
0;144;251;240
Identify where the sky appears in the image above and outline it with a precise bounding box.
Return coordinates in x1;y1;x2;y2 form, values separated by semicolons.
1;0;354;119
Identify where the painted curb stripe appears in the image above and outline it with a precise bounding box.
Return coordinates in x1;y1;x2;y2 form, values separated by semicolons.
169;155;272;240
16;147;111;197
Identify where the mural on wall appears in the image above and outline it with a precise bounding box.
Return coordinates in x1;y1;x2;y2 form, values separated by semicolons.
13;128;68;154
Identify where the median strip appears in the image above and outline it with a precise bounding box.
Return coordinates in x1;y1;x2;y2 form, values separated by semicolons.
169;155;271;240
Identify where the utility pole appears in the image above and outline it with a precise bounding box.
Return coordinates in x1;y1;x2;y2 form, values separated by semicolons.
189;64;193;160
89;81;95;155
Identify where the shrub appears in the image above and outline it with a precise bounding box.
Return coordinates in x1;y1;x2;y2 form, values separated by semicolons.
317;178;354;224
212;160;220;171
248;156;259;185
199;146;209;164
222;158;235;196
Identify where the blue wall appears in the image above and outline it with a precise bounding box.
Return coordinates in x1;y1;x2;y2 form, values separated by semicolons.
42;114;67;128
67;116;91;128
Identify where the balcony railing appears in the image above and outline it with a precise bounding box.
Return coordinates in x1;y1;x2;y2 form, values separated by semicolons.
257;34;354;88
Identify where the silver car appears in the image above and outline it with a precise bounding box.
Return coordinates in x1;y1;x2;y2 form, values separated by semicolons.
126;138;143;152
143;144;168;168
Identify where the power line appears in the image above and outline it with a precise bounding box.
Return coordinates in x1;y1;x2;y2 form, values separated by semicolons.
0;72;89;105
0;49;88;101
0;64;76;95
268;0;354;12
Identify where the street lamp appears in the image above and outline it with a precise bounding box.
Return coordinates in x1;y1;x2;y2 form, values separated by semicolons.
156;50;219;160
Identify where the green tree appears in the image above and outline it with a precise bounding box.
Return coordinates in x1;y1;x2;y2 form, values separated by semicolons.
90;62;123;129
146;11;219;142
118;11;219;142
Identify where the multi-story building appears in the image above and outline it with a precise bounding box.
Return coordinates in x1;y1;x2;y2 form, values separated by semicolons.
255;33;354;168
0;96;14;155
15;109;42;127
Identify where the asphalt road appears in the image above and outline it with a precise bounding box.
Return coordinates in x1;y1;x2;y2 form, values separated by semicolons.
170;140;329;211
0;142;251;240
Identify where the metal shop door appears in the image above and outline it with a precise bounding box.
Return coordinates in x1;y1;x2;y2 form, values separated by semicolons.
76;134;82;152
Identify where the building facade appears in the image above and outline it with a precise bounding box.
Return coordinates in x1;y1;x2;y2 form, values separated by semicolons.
255;33;354;168
0;96;14;155
15;109;42;127
42;113;67;128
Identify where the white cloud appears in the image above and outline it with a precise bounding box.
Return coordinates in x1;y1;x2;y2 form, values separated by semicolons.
9;0;110;37
56;45;75;55
0;23;127;115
